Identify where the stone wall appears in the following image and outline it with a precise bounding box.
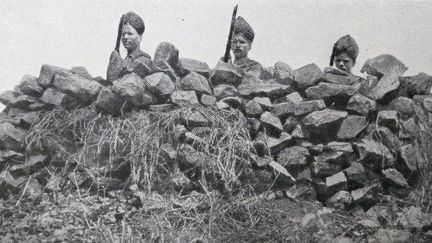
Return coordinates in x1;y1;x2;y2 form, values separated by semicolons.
1;42;431;210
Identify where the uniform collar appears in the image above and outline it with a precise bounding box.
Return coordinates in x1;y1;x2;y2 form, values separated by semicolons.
126;49;145;60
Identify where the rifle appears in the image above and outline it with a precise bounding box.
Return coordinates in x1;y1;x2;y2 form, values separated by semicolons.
223;5;238;63
115;15;124;53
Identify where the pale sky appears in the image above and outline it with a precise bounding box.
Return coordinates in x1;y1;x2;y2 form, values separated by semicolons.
1;0;432;96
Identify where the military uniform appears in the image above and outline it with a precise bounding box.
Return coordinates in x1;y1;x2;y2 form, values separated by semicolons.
106;12;157;82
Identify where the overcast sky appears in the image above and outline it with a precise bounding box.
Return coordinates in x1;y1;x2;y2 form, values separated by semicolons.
1;0;432;95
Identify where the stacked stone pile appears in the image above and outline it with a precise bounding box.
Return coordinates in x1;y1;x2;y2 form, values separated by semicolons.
0;42;431;211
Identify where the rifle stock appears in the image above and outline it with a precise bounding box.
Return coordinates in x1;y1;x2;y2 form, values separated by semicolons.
223;5;238;63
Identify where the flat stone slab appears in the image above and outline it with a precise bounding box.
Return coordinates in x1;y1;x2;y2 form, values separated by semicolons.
337;115;368;140
305;82;358;100
293;63;324;89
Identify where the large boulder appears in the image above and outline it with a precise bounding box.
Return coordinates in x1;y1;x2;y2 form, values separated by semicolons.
276;146;310;169
244;100;263;117
0;91;20;106
271;101;297;119
344;162;368;189
210;60;243;86
213;84;239;100
53;73;102;103
294;100;326;116
143;72;175;98
337;115;368;140
361;54;408;100
352;139;395;171
305;82;358;100
0;122;26;151
38;64;71;87
238;76;293;99
70;66;93;79
95;87;125;115
40;88;79;110
346;94;377;116
16;74;44;97
293;63;324;89
178;58;210;78
274;61;294;84
171;90;199;107
260;111;283;134
377;110;399;132
179;72;212;95
153;42;180;72
388;97;416;117
382;168;409;188
372;127;401;156
112;73;156;107
302;109;348;142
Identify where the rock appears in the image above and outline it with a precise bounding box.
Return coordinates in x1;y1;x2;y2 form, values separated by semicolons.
16;74;44;97
324;141;354;154
366;205;394;226
210;60;243;86
399;144;425;176
314;151;347;166
423;96;432;112
337;115;368;140
177;110;211;129
9;155;49;177
16;111;41;128
305;83;358;100
330;236;353;243
70;66;93;79
245;100;263;117
372;127;401;156
291;125;307;139
53;73;102;103
302;109;348;142
7;108;27;118
112;73;156;107
267;132;294;155
0;91;20;106
293;63;324;89
219;96;243;108
286;183;316;201
294;100;326;116
283;116;299;133
346;94;377;116
353;139;395;171
40;88;78;109
399;117;418;139
178;58;210;78
361;54;408;100
260;111;283;134
153;42;179;71
0;171;26;198
143;72;175;98
397;206;432;230
95;87;125;115
216;100;230;110
370;229;411;243
253;97;272;110
38;64;71;87
276;146;310;169
325;172;348;195
171;90;199;107
322;72;362;85
382;168;409;188
312;161;343;178
271;101;297;119
344;162;368;189
280;92;303;104
377;110;399;132
238;76;293;98
213;84;239;100
200;94;216;106
326;190;352;209
179;72;212;95
351;183;382;208
274;61;294;84
8;95;38;110
388;97;416;117
0;122;26;151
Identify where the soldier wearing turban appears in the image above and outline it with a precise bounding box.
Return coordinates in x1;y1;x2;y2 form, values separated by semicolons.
107;11;157;82
229;16;266;77
329;35;359;74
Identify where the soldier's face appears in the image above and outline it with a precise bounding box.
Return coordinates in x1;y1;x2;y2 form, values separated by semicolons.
231;34;251;59
335;53;354;73
121;23;142;52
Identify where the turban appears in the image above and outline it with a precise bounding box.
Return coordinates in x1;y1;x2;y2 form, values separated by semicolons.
330;35;359;66
234;16;255;43
121;11;145;35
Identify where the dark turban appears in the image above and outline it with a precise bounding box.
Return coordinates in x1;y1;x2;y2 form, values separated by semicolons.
121;11;145;35
330;35;359;66
234;16;255;43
